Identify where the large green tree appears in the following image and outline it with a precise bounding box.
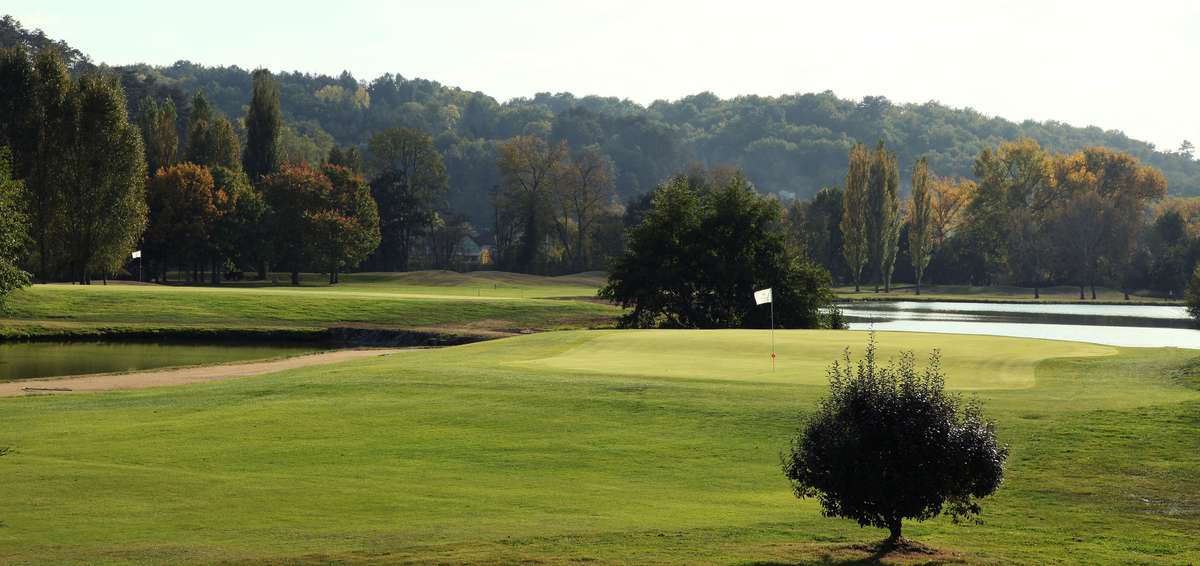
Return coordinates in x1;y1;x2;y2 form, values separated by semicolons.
144;163;219;281
186;92;241;171
138;96;178;175
495;135;566;273
243;69;281;181
908;157;933;294
0;147;31;305
306;165;380;283
260;163;380;284
841;143;870;292
783;335;1007;544
365;127;447;271
59;74;148;284
600;168;835;329
867;141;901;292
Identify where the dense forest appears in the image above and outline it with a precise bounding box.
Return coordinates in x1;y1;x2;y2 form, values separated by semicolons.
3;15;1197;233
3;14;1200;303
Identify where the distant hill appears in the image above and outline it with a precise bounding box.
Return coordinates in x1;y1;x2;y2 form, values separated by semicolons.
4;15;1199;229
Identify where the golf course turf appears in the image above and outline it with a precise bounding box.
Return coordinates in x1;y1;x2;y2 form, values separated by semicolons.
0;272;617;340
1;329;1197;564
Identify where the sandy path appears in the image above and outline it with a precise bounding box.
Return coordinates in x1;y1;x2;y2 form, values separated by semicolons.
0;348;407;397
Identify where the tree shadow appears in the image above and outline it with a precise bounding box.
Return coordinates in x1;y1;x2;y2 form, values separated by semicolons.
743;538;962;566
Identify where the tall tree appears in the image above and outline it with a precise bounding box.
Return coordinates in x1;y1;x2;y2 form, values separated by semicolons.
138;96;178;175
260;163;328;284
791;186;845;282
308;164;380;283
260;163;379;284
0;147;31;305
243;69;281;181
186;92;241;171
867;142;901;292
495;135;567;273
928;176;974;248
1050;147;1167;299
841;143;870;292
60;74;147;284
144;163;220;281
994;139;1055;298
366;127;448;271
209;166;268;283
908;157;933;294
24;48;73;280
553;144;614;271
0;46;38;180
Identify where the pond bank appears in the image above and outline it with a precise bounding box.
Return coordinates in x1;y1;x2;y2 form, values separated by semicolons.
0;324;490;348
0;348;406;397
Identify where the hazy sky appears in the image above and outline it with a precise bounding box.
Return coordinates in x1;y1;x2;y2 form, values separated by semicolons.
8;0;1199;151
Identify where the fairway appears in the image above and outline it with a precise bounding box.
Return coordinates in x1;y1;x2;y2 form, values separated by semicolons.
1;329;1197;564
0;272;616;339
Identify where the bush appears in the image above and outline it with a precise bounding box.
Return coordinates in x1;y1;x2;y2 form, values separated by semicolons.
782;334;1007;543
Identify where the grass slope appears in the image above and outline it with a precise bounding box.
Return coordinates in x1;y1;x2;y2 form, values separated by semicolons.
1;330;1197;564
1;272;616;338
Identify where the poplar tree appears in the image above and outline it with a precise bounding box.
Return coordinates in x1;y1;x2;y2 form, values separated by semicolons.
138;97;178;176
868;142;901;292
60;74;147;284
26;49;73;280
243;69;281;181
908;157;933;294
841;143;870;292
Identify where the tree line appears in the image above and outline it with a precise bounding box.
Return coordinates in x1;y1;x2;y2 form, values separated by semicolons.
4;16;1197;236
0;33;1191;304
794;138;1178;298
0;45;630;296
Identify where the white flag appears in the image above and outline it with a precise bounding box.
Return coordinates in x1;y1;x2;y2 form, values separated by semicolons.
754;287;773;305
131;250;142;259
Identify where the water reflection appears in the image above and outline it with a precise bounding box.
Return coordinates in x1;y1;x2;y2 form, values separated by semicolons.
837;301;1200;349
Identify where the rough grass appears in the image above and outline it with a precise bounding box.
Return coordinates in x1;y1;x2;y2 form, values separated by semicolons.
0;330;1197;564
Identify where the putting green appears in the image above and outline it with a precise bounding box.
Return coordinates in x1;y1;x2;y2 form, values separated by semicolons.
512;329;1116;389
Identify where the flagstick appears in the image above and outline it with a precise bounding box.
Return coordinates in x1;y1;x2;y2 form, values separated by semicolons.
770;298;775;372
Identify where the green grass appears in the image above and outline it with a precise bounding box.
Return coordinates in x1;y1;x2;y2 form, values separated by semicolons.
1;272;617;338
835;284;1182;305
163;269;607;298
1;330;1197;564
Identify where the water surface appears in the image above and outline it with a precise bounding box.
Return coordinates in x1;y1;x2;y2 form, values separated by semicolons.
838;301;1200;348
0;342;319;382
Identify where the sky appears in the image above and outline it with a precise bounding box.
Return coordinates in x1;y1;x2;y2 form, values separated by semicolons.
8;0;1199;152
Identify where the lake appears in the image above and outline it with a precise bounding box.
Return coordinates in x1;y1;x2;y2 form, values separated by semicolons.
837;301;1200;349
0;342;319;382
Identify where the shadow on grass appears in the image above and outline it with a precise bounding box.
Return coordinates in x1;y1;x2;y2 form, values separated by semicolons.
744;538;964;566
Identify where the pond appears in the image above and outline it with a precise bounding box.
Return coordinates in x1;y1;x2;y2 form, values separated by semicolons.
0;341;320;382
837;301;1200;349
